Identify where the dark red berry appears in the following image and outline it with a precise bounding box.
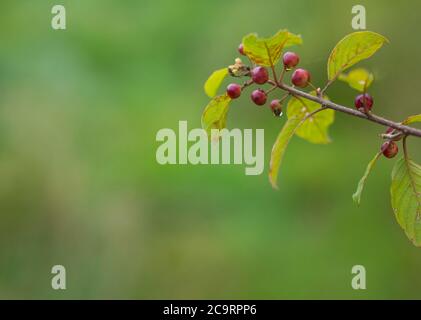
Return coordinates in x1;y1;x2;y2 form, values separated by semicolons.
270;99;281;110
355;93;374;112
238;43;245;56
251;66;269;85
385;127;394;134
291;68;311;88
381;141;390;153
251;89;267;106
270;99;283;117
381;141;399;159
226;83;241;99
283;52;300;69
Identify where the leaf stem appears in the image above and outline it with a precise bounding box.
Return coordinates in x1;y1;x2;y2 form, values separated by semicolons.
403;135;410;160
321;73;340;95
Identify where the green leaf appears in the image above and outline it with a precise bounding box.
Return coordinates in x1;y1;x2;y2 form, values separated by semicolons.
338;68;374;92
201;94;231;137
286;91;335;144
328;31;388;80
269;96;333;188
402;114;421;125
352;152;381;206
269;116;302;189
243;29;302;67
391;157;421;247
204;68;228;98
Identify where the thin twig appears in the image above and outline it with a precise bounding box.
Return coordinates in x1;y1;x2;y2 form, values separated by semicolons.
241;79;254;90
279;67;286;83
277;83;421;138
321;72;340;95
265;85;278;95
381;132;404;141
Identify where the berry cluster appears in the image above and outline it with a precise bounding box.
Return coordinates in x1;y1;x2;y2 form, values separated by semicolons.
202;30;421;248
228;41;401;160
226;45;311;117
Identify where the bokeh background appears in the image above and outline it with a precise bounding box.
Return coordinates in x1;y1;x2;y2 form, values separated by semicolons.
0;0;420;299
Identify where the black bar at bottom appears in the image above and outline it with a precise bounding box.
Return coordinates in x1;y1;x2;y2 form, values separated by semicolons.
0;300;416;318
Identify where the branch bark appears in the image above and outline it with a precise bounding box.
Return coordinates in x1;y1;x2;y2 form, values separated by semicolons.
277;83;421;138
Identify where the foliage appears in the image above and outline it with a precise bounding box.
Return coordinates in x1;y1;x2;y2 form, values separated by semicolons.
202;29;421;247
391;155;421;246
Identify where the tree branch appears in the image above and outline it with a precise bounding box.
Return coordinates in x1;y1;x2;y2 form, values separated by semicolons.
277;83;421;138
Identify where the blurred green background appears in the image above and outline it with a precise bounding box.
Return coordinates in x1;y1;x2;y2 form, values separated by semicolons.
0;0;420;299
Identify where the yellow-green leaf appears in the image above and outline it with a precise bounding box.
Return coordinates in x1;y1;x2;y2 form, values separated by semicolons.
391;157;421;247
204;68;228;98
243;29;302;67
402;114;421;125
269;95;333;188
201;94;231;137
338;68;374;92
352;152;381;206
269;117;302;189
328;31;388;80
286;92;334;144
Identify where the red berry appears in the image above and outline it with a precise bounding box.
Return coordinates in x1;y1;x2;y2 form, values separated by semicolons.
251;89;267;106
270;99;283;117
381;141;399;159
385;127;394;134
270;99;281;109
238;43;245;56
381;141;390;153
291;68;311;88
283;52;300;69
355;93;374;111
251;66;269;85
385;126;403;141
226;83;241;99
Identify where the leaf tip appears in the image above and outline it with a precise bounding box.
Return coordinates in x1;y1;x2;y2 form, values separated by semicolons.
204;86;214;98
352;193;361;207
269;177;279;190
204;68;229;98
